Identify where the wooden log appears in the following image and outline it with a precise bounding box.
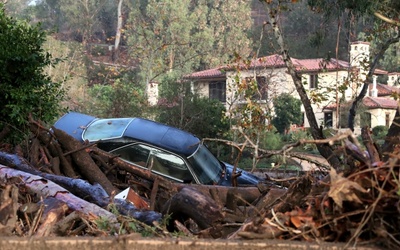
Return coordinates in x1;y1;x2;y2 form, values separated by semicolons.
113;199;162;225
35;197;69;237
40;173;110;208
251;188;287;217
54;142;77;178
265;175;313;217
162;186;224;230
0;151;109;208
50;156;61;175
29;138;41;168
0;184;19;236
0;165;117;223
361;126;381;164
29;122;77;177
51;211;85;236
174;183;262;206
51;126;118;195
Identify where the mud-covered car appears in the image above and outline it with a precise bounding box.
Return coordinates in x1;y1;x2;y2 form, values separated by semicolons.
54;112;262;186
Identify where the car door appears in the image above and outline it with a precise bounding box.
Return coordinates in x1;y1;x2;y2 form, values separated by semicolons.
111;143;195;183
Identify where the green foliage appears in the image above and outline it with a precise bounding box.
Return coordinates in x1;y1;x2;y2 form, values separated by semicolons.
285;129;317;152
84;78;148;118
0;5;66;143
3;0;35;21
126;0;252;85
272;93;303;134
260;129;283;150
157;74;229;139
372;125;388;146
58;0;110;45
372;125;388;138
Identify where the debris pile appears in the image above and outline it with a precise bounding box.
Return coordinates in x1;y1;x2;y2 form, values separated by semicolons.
0;120;399;249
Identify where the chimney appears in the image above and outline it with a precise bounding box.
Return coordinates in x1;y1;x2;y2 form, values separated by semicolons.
350;41;370;81
370;75;378;97
387;72;400;86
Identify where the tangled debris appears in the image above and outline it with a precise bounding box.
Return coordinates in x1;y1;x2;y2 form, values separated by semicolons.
0;120;399;249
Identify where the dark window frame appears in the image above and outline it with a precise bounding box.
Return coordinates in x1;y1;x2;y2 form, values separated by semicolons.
245;76;268;100
209;81;226;102
324;112;333;127
386;113;390;127
310;74;318;89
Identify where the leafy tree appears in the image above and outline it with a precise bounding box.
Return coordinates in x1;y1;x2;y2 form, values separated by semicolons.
84;76;148;118
53;0;111;48
3;0;34;20
0;4;66;142
126;0;252;86
157;74;229;139
272;93;302;134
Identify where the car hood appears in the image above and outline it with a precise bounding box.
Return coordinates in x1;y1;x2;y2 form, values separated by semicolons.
219;162;262;186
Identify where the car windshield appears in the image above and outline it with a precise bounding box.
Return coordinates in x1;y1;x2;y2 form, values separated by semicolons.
187;144;222;185
83;118;133;141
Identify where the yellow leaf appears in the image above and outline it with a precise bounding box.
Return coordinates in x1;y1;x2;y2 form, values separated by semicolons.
328;168;368;208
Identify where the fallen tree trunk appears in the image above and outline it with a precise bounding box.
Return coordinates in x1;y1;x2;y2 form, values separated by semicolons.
35;197;69;237
0;151;109;208
0;165;117;223
51;127;118;195
162;187;224;230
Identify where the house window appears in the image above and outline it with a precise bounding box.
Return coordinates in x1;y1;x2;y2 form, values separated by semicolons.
245;76;267;100
209;81;226;102
324;112;333;127
310;74;318;89
386;113;390;127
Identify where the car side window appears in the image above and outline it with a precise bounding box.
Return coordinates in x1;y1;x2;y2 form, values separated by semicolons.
112;144;151;167
148;148;193;182
112;143;193;183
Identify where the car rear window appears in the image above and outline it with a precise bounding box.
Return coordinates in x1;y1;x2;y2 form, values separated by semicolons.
83;118;133;141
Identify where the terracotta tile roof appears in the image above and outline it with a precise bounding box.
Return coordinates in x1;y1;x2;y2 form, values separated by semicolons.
370;83;400;96
295;58;349;72
186;66;226;79
324;96;398;110
249;54;288;68
362;96;398;109
187;55;350;79
185;54;289;79
374;68;388;75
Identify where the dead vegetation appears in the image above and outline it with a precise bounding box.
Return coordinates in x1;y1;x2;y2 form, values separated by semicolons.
0;119;399;249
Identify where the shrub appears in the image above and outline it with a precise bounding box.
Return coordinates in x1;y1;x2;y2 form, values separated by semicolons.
0;5;66;143
372;125;388;146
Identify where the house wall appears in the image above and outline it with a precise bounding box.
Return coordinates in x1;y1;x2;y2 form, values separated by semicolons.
192;68;351;129
369;109;396;128
194;81;210;97
300;70;349;127
147;82;159;106
225;68;294;121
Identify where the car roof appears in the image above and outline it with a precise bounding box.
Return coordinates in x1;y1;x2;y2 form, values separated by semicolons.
55;112;201;156
124;118;201;156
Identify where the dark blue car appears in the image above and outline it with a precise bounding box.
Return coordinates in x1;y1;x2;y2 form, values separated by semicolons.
54;112;262;186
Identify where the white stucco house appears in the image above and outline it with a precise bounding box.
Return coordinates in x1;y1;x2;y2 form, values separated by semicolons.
184;41;400;133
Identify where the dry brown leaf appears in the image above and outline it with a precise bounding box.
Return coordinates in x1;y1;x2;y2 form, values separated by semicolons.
328;168;368;208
